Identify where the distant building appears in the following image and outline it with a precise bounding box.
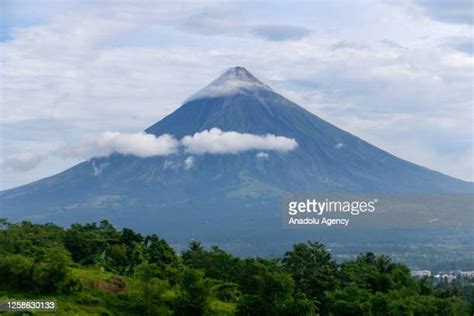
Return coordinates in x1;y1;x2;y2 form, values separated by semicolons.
460;271;474;278
434;273;456;283
411;270;431;278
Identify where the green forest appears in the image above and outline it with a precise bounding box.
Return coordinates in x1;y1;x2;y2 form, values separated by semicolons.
0;219;472;315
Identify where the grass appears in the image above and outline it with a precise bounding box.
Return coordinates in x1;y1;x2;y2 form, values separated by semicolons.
1;266;237;315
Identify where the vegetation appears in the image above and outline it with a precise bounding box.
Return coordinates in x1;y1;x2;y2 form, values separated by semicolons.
0;219;472;315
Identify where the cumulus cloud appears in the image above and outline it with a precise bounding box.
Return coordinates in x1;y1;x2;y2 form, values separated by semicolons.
7;129;296;169
444;37;474;55
2;152;43;171
416;0;473;25
181;128;298;154
177;5;247;36
58;129;297;159
378;39;406;50
256;152;269;159
184;156;195;170
58;132;179;159
330;40;369;52
251;24;312;41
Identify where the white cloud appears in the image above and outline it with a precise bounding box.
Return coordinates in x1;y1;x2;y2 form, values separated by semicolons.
2;152;43;171
4;129;296;172
181;128;298;154
184;156;195;170
256;152;269;159
335;143;345;149
56;129;296;159
163;160;176;170
415;0;473;25
58;132;179;159
330;40;369;52
186;66;271;102
91;161;109;176
251;24;312;41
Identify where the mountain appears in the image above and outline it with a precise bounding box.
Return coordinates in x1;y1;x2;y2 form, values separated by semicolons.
1;66;472;249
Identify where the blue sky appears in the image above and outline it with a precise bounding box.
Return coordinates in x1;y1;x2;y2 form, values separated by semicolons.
0;0;473;189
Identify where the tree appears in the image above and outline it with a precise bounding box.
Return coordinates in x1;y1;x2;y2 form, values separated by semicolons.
182;243;241;282
281;241;338;307
340;253;416;293
236;258;308;315
31;246;75;293
175;268;210;315
325;284;372;315
236;295;265;316
104;243;130;274
0;254;33;291
120;228;144;246
144;234;178;269
64;221;120;264
127;278;172;315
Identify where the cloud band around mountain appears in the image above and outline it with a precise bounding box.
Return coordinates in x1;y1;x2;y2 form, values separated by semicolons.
7;129;298;172
84;128;297;157
181;128;298;154
57;132;180;159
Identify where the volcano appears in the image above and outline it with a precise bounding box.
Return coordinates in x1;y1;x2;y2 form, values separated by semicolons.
1;67;472;245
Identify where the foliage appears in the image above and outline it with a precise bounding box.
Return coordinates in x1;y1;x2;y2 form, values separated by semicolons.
281;241;338;309
0;219;471;315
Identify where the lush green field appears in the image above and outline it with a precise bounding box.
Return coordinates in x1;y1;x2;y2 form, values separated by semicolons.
0;219;472;315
